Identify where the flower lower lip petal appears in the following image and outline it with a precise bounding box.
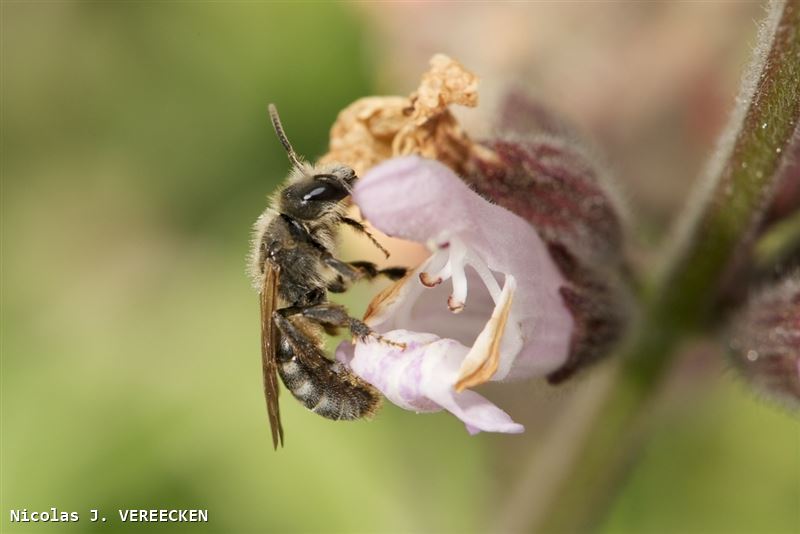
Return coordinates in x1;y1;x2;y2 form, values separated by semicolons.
421;370;524;435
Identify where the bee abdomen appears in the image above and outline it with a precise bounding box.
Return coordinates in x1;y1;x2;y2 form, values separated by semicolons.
278;357;381;421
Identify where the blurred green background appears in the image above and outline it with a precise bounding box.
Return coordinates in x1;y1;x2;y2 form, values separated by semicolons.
2;3;797;533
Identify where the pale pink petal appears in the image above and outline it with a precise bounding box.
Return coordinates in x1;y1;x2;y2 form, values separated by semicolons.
341;331;524;434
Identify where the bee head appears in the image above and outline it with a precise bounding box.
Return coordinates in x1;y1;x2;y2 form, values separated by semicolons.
280;165;357;220
267;104;358;220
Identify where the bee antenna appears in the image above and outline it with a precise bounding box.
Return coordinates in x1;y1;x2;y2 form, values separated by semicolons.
268;103;303;168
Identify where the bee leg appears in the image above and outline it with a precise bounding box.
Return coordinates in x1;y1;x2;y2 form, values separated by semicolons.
327;276;348;293
272;311;320;362
271;311;382;420
340;217;390;258
321;321;341;336
348;261;408;281
324;255;408;285
281;303;406;349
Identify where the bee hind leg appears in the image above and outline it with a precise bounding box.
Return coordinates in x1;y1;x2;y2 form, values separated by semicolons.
271;311;381;420
281;303;406;349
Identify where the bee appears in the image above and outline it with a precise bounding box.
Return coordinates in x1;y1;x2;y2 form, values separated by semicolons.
249;104;407;449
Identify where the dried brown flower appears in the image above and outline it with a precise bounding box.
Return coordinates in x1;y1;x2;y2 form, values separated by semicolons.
319;54;489;176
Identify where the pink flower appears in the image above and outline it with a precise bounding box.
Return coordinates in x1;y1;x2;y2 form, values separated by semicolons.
338;156;575;434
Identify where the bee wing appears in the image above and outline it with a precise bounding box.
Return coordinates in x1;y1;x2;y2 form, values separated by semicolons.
260;262;284;449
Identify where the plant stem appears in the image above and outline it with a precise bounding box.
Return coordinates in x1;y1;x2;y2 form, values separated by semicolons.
501;2;800;532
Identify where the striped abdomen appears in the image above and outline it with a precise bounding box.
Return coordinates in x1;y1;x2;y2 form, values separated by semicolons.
277;338;381;420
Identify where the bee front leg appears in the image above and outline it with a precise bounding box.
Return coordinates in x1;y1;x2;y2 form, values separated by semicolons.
340;217;390;258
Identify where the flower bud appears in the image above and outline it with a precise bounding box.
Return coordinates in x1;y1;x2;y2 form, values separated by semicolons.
729;272;800;409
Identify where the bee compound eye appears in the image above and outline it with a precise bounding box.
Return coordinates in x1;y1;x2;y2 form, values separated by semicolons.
301;179;348;203
301;182;348;202
302;185;331;201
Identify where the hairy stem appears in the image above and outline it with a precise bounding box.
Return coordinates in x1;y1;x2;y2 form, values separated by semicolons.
500;2;800;532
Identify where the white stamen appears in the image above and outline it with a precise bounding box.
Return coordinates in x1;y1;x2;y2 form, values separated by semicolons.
447;241;469;311
448;295;465;313
466;250;502;302
420;259;452;287
396;254;438;328
411;237;505;317
381;235;518;354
